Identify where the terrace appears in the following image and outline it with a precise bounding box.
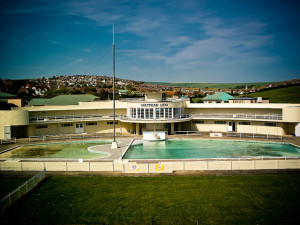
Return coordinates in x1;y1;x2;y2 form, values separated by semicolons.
28;113;282;124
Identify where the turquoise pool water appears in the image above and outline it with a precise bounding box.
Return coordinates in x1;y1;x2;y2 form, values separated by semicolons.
1;140;112;159
123;139;300;159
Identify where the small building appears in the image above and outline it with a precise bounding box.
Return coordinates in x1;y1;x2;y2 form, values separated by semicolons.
0;92;23;107
203;92;234;103
119;90;129;95
229;97;269;104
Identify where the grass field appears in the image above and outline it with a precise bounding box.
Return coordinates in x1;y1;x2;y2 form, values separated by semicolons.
1;174;300;224
0;177;29;199
247;85;300;103
149;82;272;89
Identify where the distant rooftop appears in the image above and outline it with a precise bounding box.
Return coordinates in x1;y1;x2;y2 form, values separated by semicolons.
203;92;234;102
28;94;99;106
0;92;17;98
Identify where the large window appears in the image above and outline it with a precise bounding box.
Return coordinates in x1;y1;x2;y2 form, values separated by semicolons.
61;123;73;127
107;122;118;125
173;108;179;118
36;125;47;129
130;108;136;118
141;108;145;119
131;107;182;120
156;108;160;119
86;122;97;126
239;122;250;125
215;121;226;124
193;121;204;124
149;108;153;119
265;123;276;127
160;108;164;119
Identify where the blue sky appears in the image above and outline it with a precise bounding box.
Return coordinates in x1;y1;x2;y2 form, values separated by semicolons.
0;0;299;82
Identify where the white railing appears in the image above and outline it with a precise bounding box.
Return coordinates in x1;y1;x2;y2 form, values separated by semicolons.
174;131;202;135
29;114;115;123
226;132;283;140
192;113;282;120
120;98;187;102
0;169;46;212
28;132;131;142
119;114;192;121
0;137;16;145
29;113;282;124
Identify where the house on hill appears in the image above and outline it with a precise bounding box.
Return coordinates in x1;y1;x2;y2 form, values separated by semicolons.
203;92;234;103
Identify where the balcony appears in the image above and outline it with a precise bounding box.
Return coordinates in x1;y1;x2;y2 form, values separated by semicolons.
29;113;282;124
192;113;282;121
119;114;192;123
29;114;115;123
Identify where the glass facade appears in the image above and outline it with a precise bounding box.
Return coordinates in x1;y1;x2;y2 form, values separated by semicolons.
130;107;184;120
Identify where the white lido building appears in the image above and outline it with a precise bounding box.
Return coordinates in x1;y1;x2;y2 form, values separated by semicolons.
0;92;300;140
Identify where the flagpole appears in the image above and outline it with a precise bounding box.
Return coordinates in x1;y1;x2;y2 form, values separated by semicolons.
111;25;118;149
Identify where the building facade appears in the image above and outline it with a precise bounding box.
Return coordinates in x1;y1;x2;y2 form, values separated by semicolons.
0;93;300;139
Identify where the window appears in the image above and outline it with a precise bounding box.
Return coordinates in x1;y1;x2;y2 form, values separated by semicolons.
160;108;164;118
130;108;136;118
86;122;97;126
173;108;179;118
239;122;250;125
156;108;160;119
193;121;204;124
61;123;73;127
137;108;141;119
36;125;47;129
107;122;118;125
149;108;154;119
141;108;145;119
145;108;150;119
265;123;276;126
215;121;226;124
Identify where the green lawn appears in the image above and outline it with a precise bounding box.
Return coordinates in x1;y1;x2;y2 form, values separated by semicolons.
1;175;300;224
247;85;300;103
0;177;30;199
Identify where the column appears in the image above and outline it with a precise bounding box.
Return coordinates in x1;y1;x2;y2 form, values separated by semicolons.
136;123;140;135
170;123;174;135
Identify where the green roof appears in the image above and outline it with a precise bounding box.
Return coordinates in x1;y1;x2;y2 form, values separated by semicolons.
0;92;16;98
28;94;99;106
28;98;50;106
203;92;234;102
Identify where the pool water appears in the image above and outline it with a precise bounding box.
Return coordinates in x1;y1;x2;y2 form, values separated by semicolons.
123;139;300;159
0;140;111;159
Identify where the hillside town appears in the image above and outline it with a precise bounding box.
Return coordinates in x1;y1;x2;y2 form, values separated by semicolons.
0;75;299;107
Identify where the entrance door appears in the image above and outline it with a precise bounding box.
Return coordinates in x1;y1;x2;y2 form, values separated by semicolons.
75;123;84;133
228;122;236;132
4;126;11;139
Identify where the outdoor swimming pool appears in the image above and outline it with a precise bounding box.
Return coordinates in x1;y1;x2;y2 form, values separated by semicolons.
123;139;300;159
0;140;112;159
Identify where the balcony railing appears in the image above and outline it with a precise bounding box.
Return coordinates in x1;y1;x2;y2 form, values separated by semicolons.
192;113;282;120
119;114;192;122
29;114;115;123
120;98;187;102
29;113;282;124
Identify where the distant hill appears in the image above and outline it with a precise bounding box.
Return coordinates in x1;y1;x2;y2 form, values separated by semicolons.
148;82;273;89
247;85;300;103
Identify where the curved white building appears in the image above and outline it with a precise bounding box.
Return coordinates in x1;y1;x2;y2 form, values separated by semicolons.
0;92;299;139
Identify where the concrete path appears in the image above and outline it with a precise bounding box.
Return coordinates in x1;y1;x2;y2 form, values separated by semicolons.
88;138;134;160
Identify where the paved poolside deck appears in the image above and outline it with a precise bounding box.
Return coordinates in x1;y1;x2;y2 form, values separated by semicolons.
1;134;300;162
87;138;133;160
